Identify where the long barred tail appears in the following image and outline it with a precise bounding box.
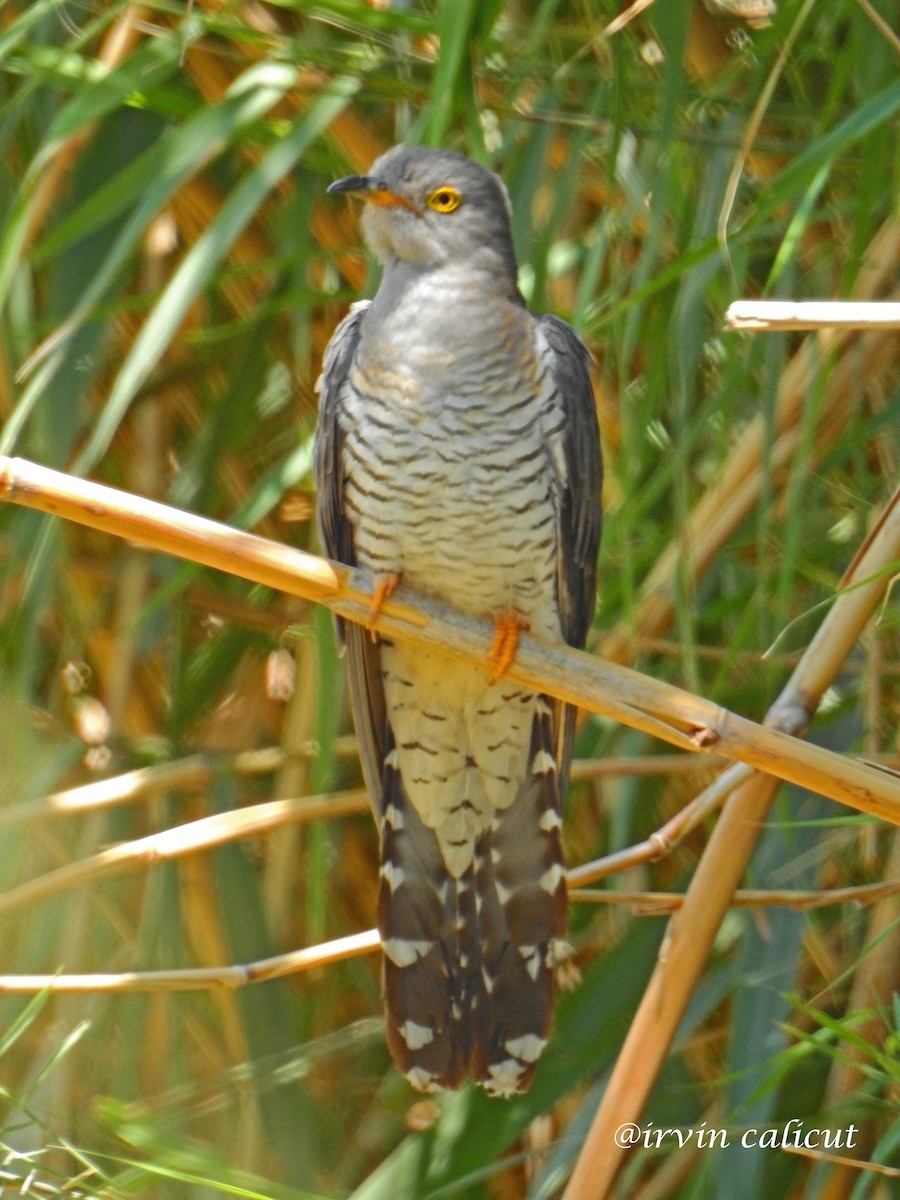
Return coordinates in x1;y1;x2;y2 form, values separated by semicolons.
378;702;567;1096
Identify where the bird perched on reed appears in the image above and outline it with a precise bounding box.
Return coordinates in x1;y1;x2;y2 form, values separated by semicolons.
315;145;602;1097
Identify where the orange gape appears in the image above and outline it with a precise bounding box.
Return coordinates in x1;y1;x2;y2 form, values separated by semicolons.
365;188;420;214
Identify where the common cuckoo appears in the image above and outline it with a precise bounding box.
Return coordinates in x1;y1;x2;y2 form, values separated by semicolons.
315;146;602;1097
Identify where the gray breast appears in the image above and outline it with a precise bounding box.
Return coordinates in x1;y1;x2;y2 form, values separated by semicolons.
339;272;565;641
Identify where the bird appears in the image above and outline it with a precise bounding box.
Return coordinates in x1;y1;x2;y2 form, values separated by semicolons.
315;145;602;1098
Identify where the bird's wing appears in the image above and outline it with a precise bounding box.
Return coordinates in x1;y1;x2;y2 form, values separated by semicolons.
538;313;603;648
315;301;369;570
314;300;387;801
537;313;603;795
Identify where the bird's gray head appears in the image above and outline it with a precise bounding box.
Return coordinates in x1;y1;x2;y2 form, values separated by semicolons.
328;146;519;287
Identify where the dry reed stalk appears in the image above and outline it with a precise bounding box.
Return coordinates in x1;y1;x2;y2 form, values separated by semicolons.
567;763;750;887
571;720;897;889
599;0;659;38
725;299;900;329
0;749;288;830
1;457;898;820
4;756;831;928
567;882;899;912
626;636;801;665
0;750;724;832
569;751;896;895
783;1146;900;1179
0;929;382;995
3;880;891;998
570;753;724;779
854;0;900;54
632;636;900;676
561;486;900;1200
0;790;369;920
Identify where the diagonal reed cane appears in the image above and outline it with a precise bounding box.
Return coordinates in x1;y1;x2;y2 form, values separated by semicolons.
1;456;898;823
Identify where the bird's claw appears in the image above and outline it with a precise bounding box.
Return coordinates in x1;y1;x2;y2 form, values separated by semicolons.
369;573;401;639
487;612;527;683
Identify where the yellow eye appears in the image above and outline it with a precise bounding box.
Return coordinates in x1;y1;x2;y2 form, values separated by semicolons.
426;186;462;213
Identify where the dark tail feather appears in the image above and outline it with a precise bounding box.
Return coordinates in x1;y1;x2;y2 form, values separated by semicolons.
378;703;567;1096
379;738;470;1091
471;697;567;1096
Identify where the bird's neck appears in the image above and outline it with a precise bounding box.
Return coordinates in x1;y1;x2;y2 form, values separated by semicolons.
356;256;535;404
366;255;522;343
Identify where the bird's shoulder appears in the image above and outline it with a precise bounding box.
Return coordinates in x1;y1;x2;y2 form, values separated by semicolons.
314;301;372;567
534;311;592;377
317;299;371;398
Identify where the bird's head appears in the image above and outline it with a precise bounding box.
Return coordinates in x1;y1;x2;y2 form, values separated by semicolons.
328;145;519;284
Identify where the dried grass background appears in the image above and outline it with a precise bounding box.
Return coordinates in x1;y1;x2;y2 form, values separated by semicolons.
0;2;898;1199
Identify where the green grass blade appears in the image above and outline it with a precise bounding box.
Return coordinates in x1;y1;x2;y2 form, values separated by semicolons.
0;989;52;1059
427;0;478;148
73;77;359;473
16;62;301;381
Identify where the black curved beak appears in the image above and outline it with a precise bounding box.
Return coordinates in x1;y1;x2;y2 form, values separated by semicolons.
326;175;375;195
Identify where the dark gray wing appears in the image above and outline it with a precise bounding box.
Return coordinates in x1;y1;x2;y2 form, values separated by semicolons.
538;314;603;797
313;300;387;801
538;313;602;650
314;301;369;570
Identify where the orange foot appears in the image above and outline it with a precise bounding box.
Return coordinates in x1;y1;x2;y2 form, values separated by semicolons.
487;611;528;684
369;572;401;639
